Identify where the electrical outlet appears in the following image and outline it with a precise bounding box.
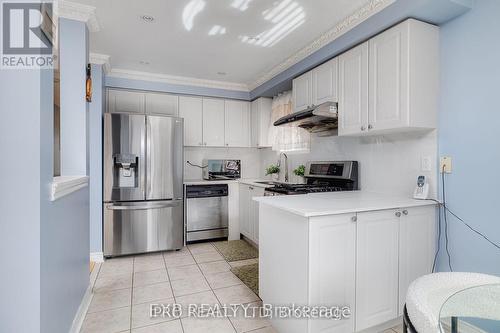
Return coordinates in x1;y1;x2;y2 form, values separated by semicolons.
421;156;431;172
440;156;452;173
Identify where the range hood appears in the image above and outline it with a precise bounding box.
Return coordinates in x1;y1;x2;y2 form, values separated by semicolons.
273;101;338;135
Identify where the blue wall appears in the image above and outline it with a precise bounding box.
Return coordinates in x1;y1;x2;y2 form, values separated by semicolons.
89;64;104;254
438;0;500;276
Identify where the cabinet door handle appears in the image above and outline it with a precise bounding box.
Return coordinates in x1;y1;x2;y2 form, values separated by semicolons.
360;126;366;131
351;216;357;222
368;124;373;130
402;210;408;215
395;211;402;217
249;186;254;190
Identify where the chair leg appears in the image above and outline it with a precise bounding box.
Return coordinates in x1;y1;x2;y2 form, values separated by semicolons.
403;321;408;333
451;316;458;333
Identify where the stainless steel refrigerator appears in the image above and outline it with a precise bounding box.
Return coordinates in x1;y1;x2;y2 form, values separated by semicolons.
103;113;184;257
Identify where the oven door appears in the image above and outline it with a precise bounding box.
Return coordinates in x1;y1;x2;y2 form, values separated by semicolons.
186;196;228;242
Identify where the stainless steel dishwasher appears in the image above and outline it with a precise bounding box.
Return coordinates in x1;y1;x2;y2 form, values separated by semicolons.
185;184;228;242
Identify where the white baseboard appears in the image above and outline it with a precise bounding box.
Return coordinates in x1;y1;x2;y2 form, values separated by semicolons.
68;283;93;333
90;252;104;263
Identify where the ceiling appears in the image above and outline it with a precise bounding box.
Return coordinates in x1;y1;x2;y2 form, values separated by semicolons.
75;0;375;89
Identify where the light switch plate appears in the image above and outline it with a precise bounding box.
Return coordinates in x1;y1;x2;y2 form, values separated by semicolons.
440;156;452;173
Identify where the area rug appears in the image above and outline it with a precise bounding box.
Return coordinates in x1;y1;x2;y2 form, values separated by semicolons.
213;239;258;262
231;263;259;295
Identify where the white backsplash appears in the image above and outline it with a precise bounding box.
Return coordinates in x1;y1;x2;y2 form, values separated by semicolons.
259;130;438;198
184;147;263;180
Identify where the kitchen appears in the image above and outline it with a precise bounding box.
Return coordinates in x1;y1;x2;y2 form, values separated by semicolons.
2;1;500;333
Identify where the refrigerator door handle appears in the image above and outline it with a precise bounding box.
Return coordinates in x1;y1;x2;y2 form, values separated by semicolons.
106;200;182;211
146;117;152;199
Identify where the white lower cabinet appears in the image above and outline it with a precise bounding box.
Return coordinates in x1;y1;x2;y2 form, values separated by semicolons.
309;214;356;333
355;209;400;331
259;204;436;333
239;184;264;244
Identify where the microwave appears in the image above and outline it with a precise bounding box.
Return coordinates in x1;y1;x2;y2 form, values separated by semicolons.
202;159;241;180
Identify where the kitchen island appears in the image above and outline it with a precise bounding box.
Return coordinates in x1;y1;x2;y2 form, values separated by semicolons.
255;191;437;333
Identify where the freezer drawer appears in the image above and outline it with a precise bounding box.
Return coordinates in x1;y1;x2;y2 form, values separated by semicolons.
104;200;183;257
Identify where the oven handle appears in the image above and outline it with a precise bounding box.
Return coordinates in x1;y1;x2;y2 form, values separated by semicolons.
106;200;182;211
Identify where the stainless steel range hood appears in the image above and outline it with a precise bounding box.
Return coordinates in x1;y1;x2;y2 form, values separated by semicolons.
273;102;338;135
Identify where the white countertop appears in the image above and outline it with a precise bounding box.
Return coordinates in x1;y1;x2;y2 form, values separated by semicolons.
254;191;437;217
184;178;275;188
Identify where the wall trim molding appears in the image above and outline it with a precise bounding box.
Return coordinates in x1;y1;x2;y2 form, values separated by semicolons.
55;0;100;32
68;283;93;333
108;68;250;92
90;252;104;263
248;0;395;90
89;53;111;74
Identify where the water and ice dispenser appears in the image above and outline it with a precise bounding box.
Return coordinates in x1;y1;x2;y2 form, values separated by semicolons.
113;153;138;188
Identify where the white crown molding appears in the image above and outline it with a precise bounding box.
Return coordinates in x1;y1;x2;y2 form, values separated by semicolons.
248;0;395;90
108;68;250;92
55;0;100;32
89;53;111;74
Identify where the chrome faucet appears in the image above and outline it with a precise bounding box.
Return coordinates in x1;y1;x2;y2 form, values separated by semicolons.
278;152;289;183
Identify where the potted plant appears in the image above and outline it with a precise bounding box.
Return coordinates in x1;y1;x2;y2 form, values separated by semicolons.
293;164;306;184
265;164;280;181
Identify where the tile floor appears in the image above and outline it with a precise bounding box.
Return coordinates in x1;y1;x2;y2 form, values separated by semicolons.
81;242;403;333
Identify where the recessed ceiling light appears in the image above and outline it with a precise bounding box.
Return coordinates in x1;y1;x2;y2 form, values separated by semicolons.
139;60;150;65
217;72;227;76
141;15;155;22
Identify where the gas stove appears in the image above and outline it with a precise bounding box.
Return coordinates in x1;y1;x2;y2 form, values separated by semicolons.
264;161;358;196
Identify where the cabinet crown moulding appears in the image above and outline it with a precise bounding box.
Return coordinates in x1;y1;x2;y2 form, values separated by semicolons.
248;0;395;90
89;53;111;74
55;0;100;32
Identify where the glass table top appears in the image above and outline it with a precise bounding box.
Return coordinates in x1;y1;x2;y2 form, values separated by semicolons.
439;283;500;333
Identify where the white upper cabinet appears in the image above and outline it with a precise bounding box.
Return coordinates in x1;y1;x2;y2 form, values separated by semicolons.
312;57;338;105
178;96;203;146
145;93;179;116
337;19;438;136
225;100;251;147
108;89;145;114
251;97;272;148
338;42;369;136
356;209;399;331
202;98;225;146
292;71;313;113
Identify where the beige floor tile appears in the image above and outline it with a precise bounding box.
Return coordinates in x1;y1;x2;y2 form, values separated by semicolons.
131;320;183;333
81;306;131;333
170;275;211;297
205;271;243;289
188;243;218;255
88;288;131;313
199;261;231;275
99;259;134;278
193;251;224;264
133;282;174;304
391;324;404;333
175;290;221;318
249;327;278;333
165;254;196;268
213;284;260;305
134;269;168;287
229;302;271;333
168;264;203;281
229;259;259;268
94;274;133;293
134;257;165;273
163;247;190;258
181;316;236;333
131;297;176;328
